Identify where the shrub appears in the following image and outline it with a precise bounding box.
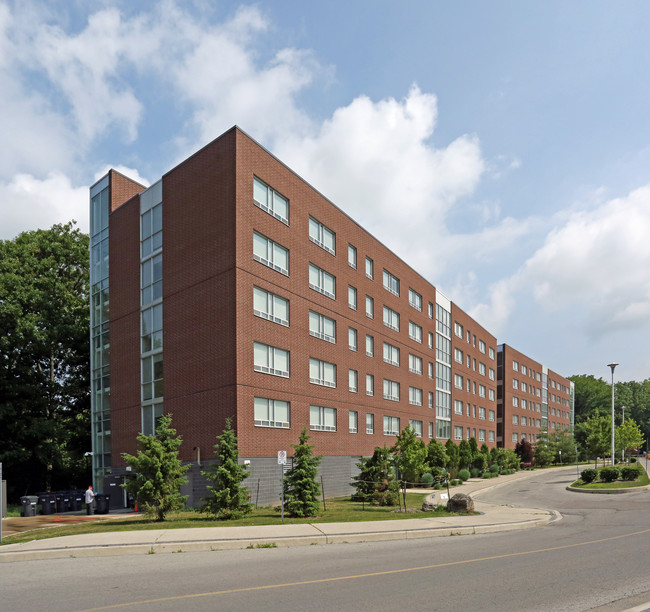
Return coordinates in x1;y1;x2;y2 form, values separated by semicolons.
580;468;598;483
489;464;500;474
620;465;642;481
599;466;620;482
420;472;434;487
630;457;637;463
434;483;444;490
458;469;471;482
470;467;481;478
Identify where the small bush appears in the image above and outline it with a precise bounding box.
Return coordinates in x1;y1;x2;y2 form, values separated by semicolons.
434;483;444;490
489;464;500;474
580;468;598;483
458;469;471;482
482;472;497;479
470;467;481;478
630;457;637;463
599;466;620;482
620;465;642;481
420;472;434;487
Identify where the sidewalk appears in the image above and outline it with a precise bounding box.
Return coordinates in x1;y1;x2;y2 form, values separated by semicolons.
0;468;563;563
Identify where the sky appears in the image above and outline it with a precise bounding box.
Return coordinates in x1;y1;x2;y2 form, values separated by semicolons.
1;0;649;383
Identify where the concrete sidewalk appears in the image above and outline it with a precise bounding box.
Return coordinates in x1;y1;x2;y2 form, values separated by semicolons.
0;468;563;563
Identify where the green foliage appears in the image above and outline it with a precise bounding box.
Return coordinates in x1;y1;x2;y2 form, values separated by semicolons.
445;439;460;477
615;419;644;457
468;437;479;459
620;465;642;481
549;430;578;463
458;439;473;470
201;418;251;520
457;469;470;482
420;472;434;487
391;425;427;484
472;453;488;472
569;374;611;423
480;443;490;457
580;468;598;483
283;429;322;517
534;430;555;467
582;415;611;463
489;463;500;474
427;438;449;469
470;467;481;478
122;414;189;521
0;223;90;499
599;466;620;482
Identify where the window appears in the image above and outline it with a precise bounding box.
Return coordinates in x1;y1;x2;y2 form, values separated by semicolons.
383;269;400;296
429;391;434;409
253;232;289;275
253;177;289;224
348;327;358;351
429;422;434;438
512;432;519;443
253;287;289;326
409;321;422;343
349;410;358;433
309;358;336;387
479;406;486;420
366;373;374;396
479;429;486;442
308;217;335;254
366;334;374;357
489;347;495;359
309;263;336;298
409;288;422;311
454;348;463;363
512;360;519;372
141;253;162;305
349;369;358;393
366;413;374;434
478;362;486;376
513;379;519;390
454;399;463;415
309;311;336;343
489;389;495;401
383;379;400;402
254;397;290;428
383;342;400;366
479;340;486;354
141;304;163;354
512;415;519;425
428;302;434;319
428;332;434;349
383;306;400;331
365;256;374;279
141;403;164;437
428;362;434;379
489;368;495;381
523;365;528;376
365;295;374;318
521;415;527;426
253;342;289;377
513;397;519;407
489;409;495;422
409;419;423;437
436;420;451;439
489;430;495;442
142;354;163;401
454;322;463;338
478;384;486;398
454;426;463;441
409;386;423;406
348;244;357;269
310;405;336;431
348;285;357;310
383;415;400;436
454;374;463;389
409;353;422;375
436;334;450;362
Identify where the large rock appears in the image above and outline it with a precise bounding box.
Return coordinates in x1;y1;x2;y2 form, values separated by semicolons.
421;493;437;511
446;493;474;513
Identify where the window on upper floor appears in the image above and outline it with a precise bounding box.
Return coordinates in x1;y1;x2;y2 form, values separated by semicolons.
309;358;336;387
409;321;422;344
309;311;336;343
348;285;357;310
253;177;289;224
253;286;289;326
310;405;336;431
348;244;357;269
383;306;400;332
308;263;335;299
349;410;358;433
409;288;422;311
253;232;289;276
409;353;422;375
308;217;335;254
383;269;400;296
383;342;400;367
365;256;374;279
254;342;289;377
383;379;400;402
254;397;290;428
365;295;374;318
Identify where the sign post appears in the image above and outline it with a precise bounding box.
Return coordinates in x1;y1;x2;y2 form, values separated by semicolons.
278;451;287;523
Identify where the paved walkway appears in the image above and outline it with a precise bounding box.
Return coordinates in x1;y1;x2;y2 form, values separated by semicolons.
0;468;563;563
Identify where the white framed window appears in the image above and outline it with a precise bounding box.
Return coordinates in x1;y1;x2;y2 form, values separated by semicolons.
512;414;519;425
454;374;463;389
254;397;290;428
383;306;400;331
489;347;495;360
366;373;374;396
409;321;422;343
478;340;486;354
428;302;434;319
408;288;422;311
383;342;400;366
366;413;374;434
436;420;451;440
365;256;374;279
365;295;374;318
428;391;434;409
253;231;289;276
383;269;400;296
409;353;422;375
512;360;519;372
488;388;495;401
478;384;486;398
428;362;434;379
141;403;164;437
489;409;495;422
513;397;519;407
428;422;434;438
383;379;400;402
308;217;335;254
309;263;336;299
512;432;519;443
348;285;357;310
479;406;486;420
523;365;528;376
513;379;519;389
409;419;423;437
141;303;163;354
454;399;463;415
366;334;374;357
428;332;434;349
489;368;495;381
454;426;463;441
310;405;336;431
479;429;486;442
348;244;357;269
309;311;336;343
254;342;289;377
454;322;463;338
349;410;358;433
383;415;400;436
309;358;336;387
489;430;495;442
522;398;528;409
348;327;358;351
253;286;289;326
454;348;463;363
478;362;486;376
409;386;423;406
253;177;289;224
141;354;163;401
141;253;163;306
349;369;358;393
522;415;527;426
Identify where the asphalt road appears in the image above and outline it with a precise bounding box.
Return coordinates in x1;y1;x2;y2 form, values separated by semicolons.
2;467;649;612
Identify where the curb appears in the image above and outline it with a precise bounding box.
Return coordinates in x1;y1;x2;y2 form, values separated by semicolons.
565;484;650;495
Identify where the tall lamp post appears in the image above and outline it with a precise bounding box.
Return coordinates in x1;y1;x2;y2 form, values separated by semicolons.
608;363;618;466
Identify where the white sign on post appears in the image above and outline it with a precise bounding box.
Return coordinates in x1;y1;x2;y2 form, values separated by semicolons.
277;450;287;465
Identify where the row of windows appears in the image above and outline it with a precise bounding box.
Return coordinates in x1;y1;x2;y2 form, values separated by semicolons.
454;400;495;421
453;348;495;379
453;374;495;401
454;426;495;443
453;322;494;359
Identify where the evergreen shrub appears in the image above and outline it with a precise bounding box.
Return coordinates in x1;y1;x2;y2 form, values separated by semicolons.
599;466;620;482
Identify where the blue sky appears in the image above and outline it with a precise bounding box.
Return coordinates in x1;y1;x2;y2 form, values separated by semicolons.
1;0;649;383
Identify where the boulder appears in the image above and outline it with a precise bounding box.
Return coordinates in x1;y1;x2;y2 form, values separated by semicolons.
421;493;437;511
446;493;474;513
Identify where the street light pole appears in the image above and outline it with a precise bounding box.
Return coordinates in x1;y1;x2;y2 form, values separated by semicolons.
621;405;626;463
608;363;618;467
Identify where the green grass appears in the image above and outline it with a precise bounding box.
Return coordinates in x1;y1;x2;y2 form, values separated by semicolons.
571;467;650;489
1;493;468;546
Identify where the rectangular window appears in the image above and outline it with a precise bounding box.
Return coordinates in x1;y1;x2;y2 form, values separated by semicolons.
479;429;486;442
489;368;495;381
489;347;495;359
383;415;400;436
478;384;486;398
436;420;451;440
141;403;164;437
512;433;519;443
141;304;163;354
454;399;463;415
383;379;400;402
488;389;495;401
383;306;400;331
141;253;162;305
348;244;357;269
429;422;434;438
513;379;519;389
478;340;486;354
348;285;357;310
512;360;519;372
489;409;495;422
383;342;400;366
308;217;335;254
309;263;336;299
429;392;434;409
253;232;289;275
310;405;336;431
348;327;358;351
254;397;290;428
409;321;422;343
522;415;527;426
309;358;336;387
454;322;463;338
409;353;423;375
513;397;519;407
365;256;374;279
409;419;423;437
365;295;374;318
489;430;495;442
366;413;374;434
349;410;358;433
141;353;163;401
409;386;423;406
428;362;434;379
408;288;422;311
454;426;463;441
523;365;528;376
479;406;486;420
454;348;463;363
383;269;400;296
309;311;336;343
513;415;519;425
254;342;289;377
253;177;289;224
366;334;374;357
349;369;358;393
478;362;486;376
366;373;374;396
253;286;289;326
428;332;434;350
428;302;434;319
454;374;463;389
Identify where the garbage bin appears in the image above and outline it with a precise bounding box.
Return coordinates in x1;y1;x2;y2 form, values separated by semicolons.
39;494;56;515
55;493;71;513
95;494;110;514
70;490;83;511
20;496;39;517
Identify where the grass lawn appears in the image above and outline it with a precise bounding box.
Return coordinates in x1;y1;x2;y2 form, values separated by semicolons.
570;467;650;489
1;492;471;546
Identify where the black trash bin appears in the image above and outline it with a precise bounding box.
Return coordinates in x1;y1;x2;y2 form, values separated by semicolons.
70;490;83;512
55;493;71;513
95;494;110;514
20;496;39;517
39;494;56;515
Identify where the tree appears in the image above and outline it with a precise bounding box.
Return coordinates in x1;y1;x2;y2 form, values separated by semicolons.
426;439;449;469
391;425;427;483
533;431;555;467
549;430;578;463
458;439;473;470
283;429;321;517
515;438;534;464
445;439;460;477
351;446;399;506
122;414;189;521
0;223;90;500
616;418;644;459
582;415;611;466
201;418;251;519
569;374;611;423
